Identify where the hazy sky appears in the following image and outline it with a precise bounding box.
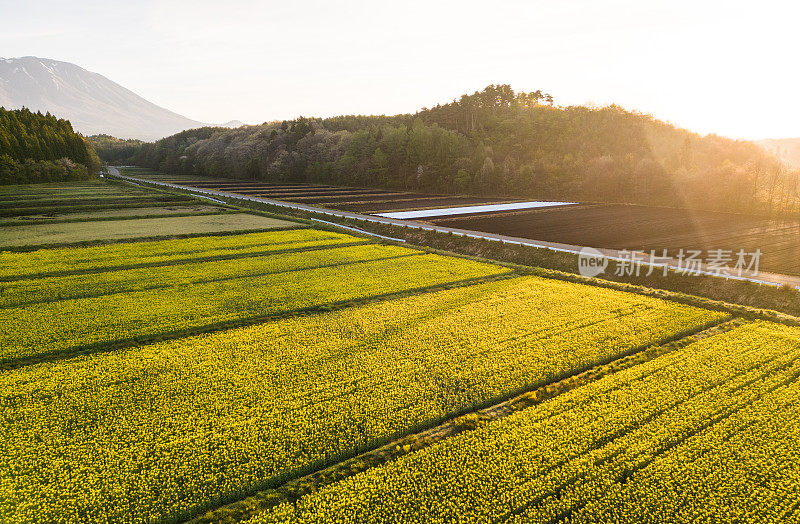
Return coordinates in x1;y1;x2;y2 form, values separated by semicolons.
2;0;798;139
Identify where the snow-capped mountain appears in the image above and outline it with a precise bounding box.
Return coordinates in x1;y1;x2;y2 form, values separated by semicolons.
219;120;246;129
0;56;206;141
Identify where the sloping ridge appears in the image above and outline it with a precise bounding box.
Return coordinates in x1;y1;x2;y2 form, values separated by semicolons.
0;56;204;140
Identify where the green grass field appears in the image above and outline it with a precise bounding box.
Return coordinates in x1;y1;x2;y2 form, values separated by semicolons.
0;181;135;195
0;179;201;219
0;204;225;224
0;193;186;206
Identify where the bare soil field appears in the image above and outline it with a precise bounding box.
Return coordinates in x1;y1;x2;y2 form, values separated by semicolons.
127;172;800;277
130;171;512;213
430;203;800;276
235;190;407;200
334;196;511;213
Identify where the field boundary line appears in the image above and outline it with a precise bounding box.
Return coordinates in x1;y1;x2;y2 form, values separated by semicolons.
308;217;406;242
184;316;742;524
190;193;228;204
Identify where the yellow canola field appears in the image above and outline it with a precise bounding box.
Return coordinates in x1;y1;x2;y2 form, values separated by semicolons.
0;276;723;523
249;321;800;524
0;228;358;280
0;243;418;308
1;253;508;361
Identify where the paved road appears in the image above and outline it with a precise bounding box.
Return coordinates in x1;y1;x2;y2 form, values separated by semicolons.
106;167;800;290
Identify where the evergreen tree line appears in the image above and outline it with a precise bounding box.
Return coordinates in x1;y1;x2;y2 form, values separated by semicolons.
0;107;100;184
87;134;144;164
100;85;797;214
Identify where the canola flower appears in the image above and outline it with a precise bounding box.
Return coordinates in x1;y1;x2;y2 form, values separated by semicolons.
0;243;418;308
0;228;357;280
0;276;721;523
0;252;509;361
245;321;800;524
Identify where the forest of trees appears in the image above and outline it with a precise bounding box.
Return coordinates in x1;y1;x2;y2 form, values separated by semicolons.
0;107;100;184
87;134;144;165
103;85;796;214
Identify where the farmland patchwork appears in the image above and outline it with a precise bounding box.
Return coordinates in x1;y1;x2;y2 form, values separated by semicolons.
2;179;797;523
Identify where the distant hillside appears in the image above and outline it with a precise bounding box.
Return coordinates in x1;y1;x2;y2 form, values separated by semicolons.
0;56;205;141
0;107;100;184
759;138;800;169
121;85;795;214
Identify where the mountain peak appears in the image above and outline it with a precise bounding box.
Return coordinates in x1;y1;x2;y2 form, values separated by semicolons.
219;120;245;128
0;56;205;141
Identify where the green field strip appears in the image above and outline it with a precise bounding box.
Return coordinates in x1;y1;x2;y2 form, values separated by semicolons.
0;185;125;191
242;321;800;524
0;185;130;195
0;186;151;197
0;209;233;227
0;253;510;363
0;187;161;197
0;188;181;199
0;204;227;224
0;229;357;280
0;244;422;308
0;194;194;208
0;200;204;218
0;276;722;523
0;213;296;248
0;191;153;203
0;196;187;207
